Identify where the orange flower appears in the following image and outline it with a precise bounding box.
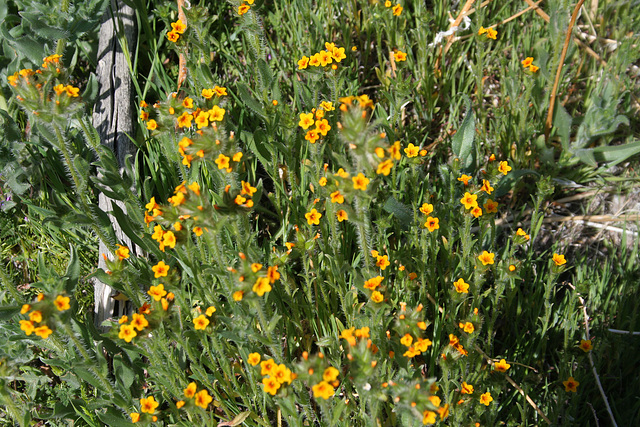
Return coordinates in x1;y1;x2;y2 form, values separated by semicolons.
371;291;384;303
193;315;209;330
130;313;149;331
184;382;197;398
498;161;512;175
563;377;579;392
312;381;335;399
458;174;472;185
247;353;261;366
483;199;498;213
298;56;309;69
494;358;511;372
194;389;213;408
177;112;192;128
579;339;593;352
461;381;474;394
252;277;272;296
480;179;494;194
337;210;348;222
552;253;567;266
54;295;71;311
262;376;281;395
425;216;439;232
238;3;250;15
479;392;493;406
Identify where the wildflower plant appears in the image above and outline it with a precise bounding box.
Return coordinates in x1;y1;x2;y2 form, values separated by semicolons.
1;0;639;426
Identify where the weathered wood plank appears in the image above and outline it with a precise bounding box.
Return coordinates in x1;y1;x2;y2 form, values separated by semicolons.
92;0;138;328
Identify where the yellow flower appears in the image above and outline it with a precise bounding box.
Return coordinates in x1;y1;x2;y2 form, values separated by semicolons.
162;230;177;249
323;366;339;382
298;112;314;129
331;47;346;62
521;57;534;68
318;50;333;66
487;28;498;39
371;291;384;303
308;53;321;67
262;376;281;395
424;217;439;232
352;173;370;190
208;105;225;121
477;251;495;266
529;64;539;73
498;161;512;175
305;208;322;225
252;277;272;296
422;410;437;424
400;334;413;347
176;401;185;409
364;276;384;290
479;392;493;406
471;206;483;218
484;199;499;214
459;322;475;334
516;228;530;240
247;353;261;366
298;56;309;69
147;283;167;301
205;306;216;316
171;19;186;34
404;142;419;157
376;159;394;176
194;389;213;408
152;261;170;278
305;129;320;143
34;325;53;339
140;396;160;414
453;278;470;293
184;382;197;398
315;119;331;136
480;179;494;194
563;377;579;392
457;174;472;185
215;154;231;170
20;320;35;336
54;295;70;311
460;192;478;209
419;203;434;215
330;191;344;204
29;310;42;323
394;50;407;62
579;339;593;352
20;304;30;314
146;119;158;130
177;112;192;128
202;88;214;99
494;358;511;372
238;3;250;15
119;324;137;342
260;358;277;376
376;255;390;270
461;381;474;394
233;290;244;301
312;381;335;399
337;209;348;222
194;111;209;129
130;313;149;331
213;86;227;96
193;314;210;330
267;266;280;283
552;253;567;266
130;413;140;423
392;4;403;15
273;364;293;384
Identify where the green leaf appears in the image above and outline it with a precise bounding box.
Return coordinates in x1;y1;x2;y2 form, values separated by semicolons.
553;103;572;153
382;197;413;228
257;58;273;89
96;407;135;427
63;245;81;293
237;83;266;119
451;95;476;171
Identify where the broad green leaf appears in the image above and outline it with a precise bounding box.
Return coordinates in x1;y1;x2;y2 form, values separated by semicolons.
451;95;475;171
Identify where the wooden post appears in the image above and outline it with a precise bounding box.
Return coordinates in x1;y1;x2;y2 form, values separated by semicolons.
92;0;138;328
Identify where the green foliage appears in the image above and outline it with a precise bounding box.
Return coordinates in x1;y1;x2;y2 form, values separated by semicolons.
1;0;640;426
